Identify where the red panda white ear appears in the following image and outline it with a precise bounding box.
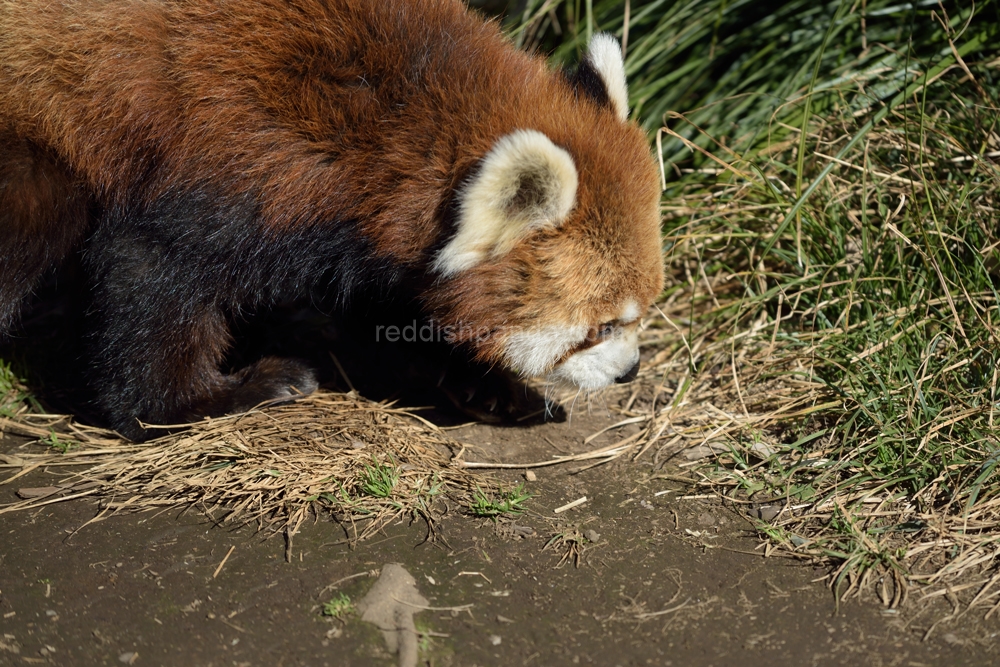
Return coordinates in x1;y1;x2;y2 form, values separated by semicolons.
581;33;629;122
433;130;578;276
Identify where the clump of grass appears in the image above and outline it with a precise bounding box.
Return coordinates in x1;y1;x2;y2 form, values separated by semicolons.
543;526;588;568
656;30;1000;602
0;359;38;418
43;430;74;454
359;456;400;498
0;392;499;544
468;482;531;519
510;0;1000;605
511;0;989;152
321;592;353;619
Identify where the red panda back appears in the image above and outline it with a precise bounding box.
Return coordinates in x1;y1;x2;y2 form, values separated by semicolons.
1;0;652;255
3;1;516;234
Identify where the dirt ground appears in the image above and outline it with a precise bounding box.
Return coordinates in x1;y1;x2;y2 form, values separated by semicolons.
3;409;1000;667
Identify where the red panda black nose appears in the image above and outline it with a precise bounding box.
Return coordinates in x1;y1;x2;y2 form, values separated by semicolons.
615;360;640;384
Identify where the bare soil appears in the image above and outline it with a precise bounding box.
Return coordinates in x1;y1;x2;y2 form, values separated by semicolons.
3;410;999;667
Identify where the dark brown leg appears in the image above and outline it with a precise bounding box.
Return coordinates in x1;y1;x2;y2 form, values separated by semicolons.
83;199;319;441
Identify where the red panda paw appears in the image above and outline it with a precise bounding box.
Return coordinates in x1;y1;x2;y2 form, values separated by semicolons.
110;358;318;442
437;364;564;425
223;357;319;413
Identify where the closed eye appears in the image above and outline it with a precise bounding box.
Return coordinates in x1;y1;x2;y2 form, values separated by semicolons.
550;321;619;368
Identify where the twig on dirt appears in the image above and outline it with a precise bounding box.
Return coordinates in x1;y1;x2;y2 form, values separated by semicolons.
553;497;587;514
582;416;648;445
635;597;693;620
319;570;378;598
212;545;236;579
391;599;474;613
461;431;646;472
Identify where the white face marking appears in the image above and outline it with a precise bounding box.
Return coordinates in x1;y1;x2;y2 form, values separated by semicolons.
503;324;588;378
550;327;639;391
503;320;641;391
620;300;640;323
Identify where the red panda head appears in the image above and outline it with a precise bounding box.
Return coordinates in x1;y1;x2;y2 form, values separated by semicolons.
428;33;664;392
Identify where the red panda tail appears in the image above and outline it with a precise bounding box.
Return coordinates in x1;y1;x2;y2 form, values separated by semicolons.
0;131;90;334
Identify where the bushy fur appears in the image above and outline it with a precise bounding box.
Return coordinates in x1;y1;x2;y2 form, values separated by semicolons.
0;0;664;440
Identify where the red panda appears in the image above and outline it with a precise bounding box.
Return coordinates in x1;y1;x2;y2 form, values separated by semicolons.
0;0;664;441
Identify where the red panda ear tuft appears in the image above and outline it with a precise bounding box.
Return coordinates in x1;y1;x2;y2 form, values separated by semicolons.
569;33;629;122
433;129;578;276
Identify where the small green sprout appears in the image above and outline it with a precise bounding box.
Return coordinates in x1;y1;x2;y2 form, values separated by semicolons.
0;360;39;418
415;620;434;653
321;592;353;619
44;431;74;454
469;482;531;519
360;456;399;498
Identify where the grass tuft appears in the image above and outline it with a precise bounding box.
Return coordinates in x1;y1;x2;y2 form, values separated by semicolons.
321;592;353;619
0;392;500;543
510;0;1000;604
468;482;532;519
0;360;38;419
359;456;400;499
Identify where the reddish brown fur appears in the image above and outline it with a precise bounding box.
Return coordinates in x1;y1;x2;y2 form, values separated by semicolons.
0;130;89;329
0;0;663;436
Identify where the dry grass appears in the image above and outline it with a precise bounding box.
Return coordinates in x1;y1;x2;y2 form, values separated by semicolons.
0;389;494;549
615;59;1000;610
